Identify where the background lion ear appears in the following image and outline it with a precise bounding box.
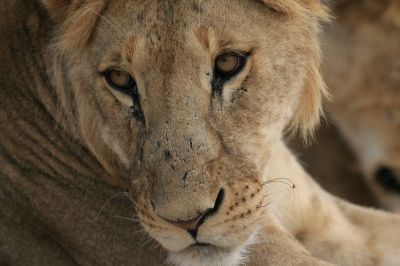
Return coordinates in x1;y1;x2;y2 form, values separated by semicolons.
383;0;400;28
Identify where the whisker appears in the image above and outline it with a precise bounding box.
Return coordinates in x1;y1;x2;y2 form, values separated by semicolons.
268;194;291;203
114;215;141;223
140;234;156;248
266;186;293;196
94;191;130;222
267;194;290;204
149;239;161;251
264;178;296;189
92;25;121;45
125;190;134;203
132;228;147;236
265;177;297;206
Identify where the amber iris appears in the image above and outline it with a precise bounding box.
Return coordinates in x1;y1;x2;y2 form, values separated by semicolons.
109;71;130;87
215;54;240;75
105;70;136;92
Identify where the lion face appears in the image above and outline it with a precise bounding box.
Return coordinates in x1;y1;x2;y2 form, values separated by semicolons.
42;0;327;264
332;102;400;212
324;0;400;213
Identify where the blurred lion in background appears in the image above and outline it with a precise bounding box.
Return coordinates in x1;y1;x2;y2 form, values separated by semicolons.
293;0;400;213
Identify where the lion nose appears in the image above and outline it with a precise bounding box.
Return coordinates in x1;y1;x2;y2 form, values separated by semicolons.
156;189;225;230
375;166;400;194
166;212;208;230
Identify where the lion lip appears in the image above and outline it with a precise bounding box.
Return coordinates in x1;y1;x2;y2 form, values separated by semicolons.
193;242;212;247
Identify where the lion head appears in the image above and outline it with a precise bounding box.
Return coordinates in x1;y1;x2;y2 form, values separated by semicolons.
323;0;400;212
40;0;328;264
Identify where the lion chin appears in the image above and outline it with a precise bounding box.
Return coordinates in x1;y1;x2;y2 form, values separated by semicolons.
167;230;259;266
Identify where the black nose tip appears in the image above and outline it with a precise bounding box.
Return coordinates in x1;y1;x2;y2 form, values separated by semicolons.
187;189;224;239
375;166;400;194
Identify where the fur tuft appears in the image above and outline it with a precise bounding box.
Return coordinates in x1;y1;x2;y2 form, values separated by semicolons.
263;0;330;21
58;0;107;51
266;0;331;143
41;0;108;51
287;66;331;144
41;0;72;22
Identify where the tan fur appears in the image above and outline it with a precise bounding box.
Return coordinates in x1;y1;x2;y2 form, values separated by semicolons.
262;142;400;266
323;0;400;212
1;0;400;265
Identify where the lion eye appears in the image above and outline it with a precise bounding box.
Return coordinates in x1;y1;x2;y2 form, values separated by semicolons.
105;70;136;91
215;54;242;77
103;69;144;121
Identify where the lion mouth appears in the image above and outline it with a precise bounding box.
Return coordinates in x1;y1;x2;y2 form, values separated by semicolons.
184;242;234;255
193;242;212;247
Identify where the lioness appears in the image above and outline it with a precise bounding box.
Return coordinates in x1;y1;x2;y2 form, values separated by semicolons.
1;0;400;266
323;0;400;212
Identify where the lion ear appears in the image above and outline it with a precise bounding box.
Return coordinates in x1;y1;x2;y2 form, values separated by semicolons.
41;0;107;51
261;0;330;143
286;67;330;143
41;0;77;22
262;0;329;19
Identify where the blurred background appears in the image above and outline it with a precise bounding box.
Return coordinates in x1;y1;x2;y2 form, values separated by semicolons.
287;0;400;212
